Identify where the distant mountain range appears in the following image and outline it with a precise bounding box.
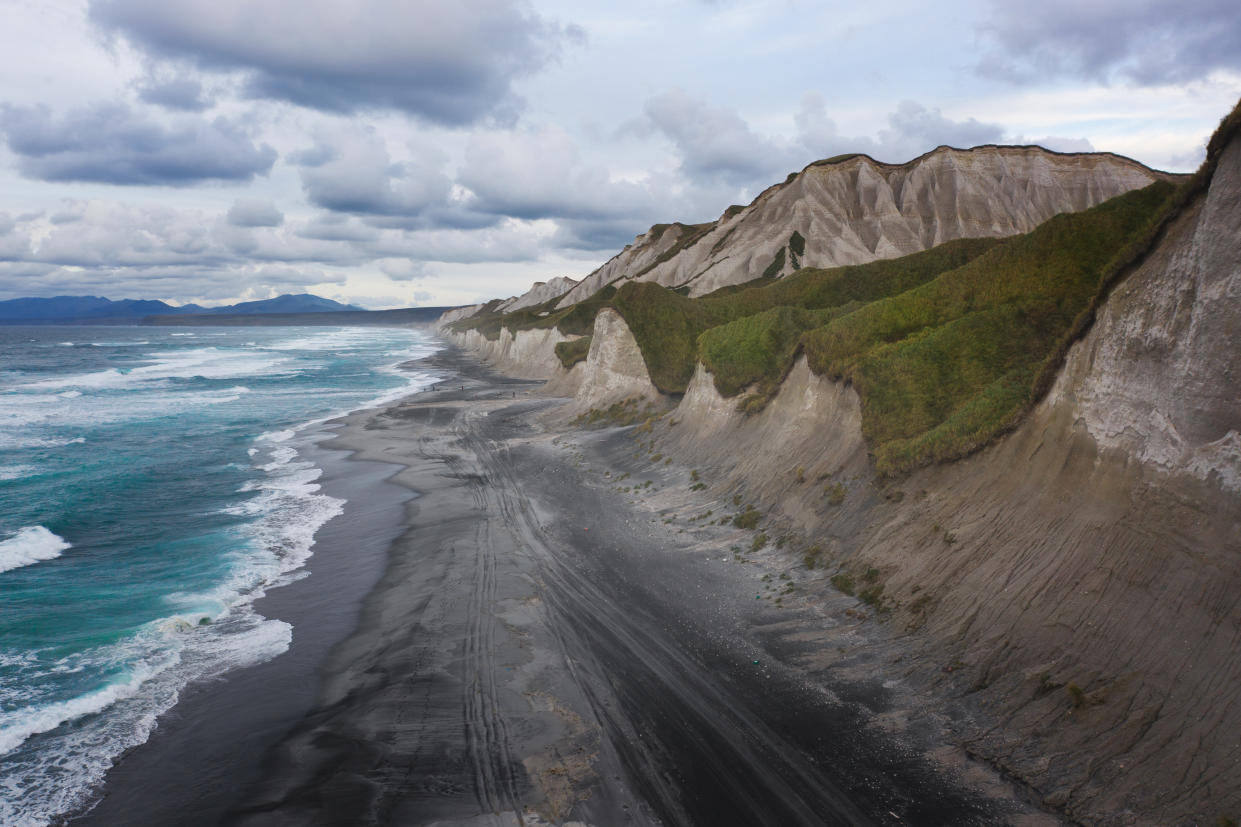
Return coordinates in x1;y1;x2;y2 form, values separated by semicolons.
0;293;364;323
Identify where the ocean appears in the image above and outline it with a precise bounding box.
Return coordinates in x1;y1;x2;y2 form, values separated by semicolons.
0;324;438;825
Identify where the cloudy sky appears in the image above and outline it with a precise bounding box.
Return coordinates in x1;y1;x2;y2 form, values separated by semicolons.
0;0;1237;308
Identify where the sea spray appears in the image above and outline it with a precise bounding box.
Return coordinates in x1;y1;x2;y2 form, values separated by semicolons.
0;527;70;574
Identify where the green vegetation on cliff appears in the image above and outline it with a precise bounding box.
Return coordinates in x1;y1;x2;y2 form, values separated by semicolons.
554;336;592;368
453;179;1181;475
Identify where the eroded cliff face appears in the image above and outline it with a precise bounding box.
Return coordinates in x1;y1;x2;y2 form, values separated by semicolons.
565;309;664;412
497;276;580;313
663;359;870;530
436;304;483;328
554;146;1175;306
452;327;576;381
435;132;1236;822
554;223;703;308
1047;138;1241;495
633;135;1241;824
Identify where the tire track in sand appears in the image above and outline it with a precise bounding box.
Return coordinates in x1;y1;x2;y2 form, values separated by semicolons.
455;410;526;822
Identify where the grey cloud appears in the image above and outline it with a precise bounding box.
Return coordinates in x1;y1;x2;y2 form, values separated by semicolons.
977;0;1241;85
1018;136;1097;154
877;101;1004;158
459;126;656;222
796;95;1005;164
641;88;799;185
137;74;213;111
378;259;429;281
288;143;335;168
227;198;283;227
297;132;454;218
0;197;549;304
362;207;501;232
551;217;657;253
295;131;501;231
49;209;84;225
90;0;573;124
297;215;381;243
0;103;276;186
363;223;544;264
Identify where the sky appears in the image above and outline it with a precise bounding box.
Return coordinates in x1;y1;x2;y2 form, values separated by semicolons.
0;0;1238;308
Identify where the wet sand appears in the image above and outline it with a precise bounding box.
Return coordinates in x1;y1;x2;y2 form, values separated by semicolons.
70;430;415;827
222;346;1062;826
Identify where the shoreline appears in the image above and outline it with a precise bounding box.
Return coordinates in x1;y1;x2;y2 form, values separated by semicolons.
68;407;421;825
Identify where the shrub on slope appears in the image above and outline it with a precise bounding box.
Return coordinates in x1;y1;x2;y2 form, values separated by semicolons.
802;181;1176;473
452;173;1185;477
613;238;998;393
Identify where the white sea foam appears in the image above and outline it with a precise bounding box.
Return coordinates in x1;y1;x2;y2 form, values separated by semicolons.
0;433;87;450
0;384;252;434
0;465;37;482
0;613;291;825
0;656;171;755
263;328;381;353
0;527;70;574
0;427;342;823
257;428;296;444
22;348;299;392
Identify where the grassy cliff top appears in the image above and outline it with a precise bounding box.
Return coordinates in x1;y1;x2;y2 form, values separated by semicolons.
452;180;1180;475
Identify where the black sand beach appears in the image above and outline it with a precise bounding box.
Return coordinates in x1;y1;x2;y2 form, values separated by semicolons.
70;428;415;827
75;345;1061;826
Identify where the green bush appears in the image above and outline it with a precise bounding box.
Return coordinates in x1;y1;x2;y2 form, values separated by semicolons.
554;336;592;368
859;584;884;607
733;507;763;529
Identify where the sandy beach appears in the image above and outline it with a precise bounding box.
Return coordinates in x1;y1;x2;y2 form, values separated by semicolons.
71;343;1063;826
221;345;1062;826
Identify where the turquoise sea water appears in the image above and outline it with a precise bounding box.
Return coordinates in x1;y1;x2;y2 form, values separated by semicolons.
0;325;438;825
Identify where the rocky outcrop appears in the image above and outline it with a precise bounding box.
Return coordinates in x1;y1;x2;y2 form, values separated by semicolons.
542;362;585;398
1046;140;1241;495
555;222;705;309
498;276;579;313
664;358;870;529
565;309;663;412
551;146;1177;306
435;304;482;329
